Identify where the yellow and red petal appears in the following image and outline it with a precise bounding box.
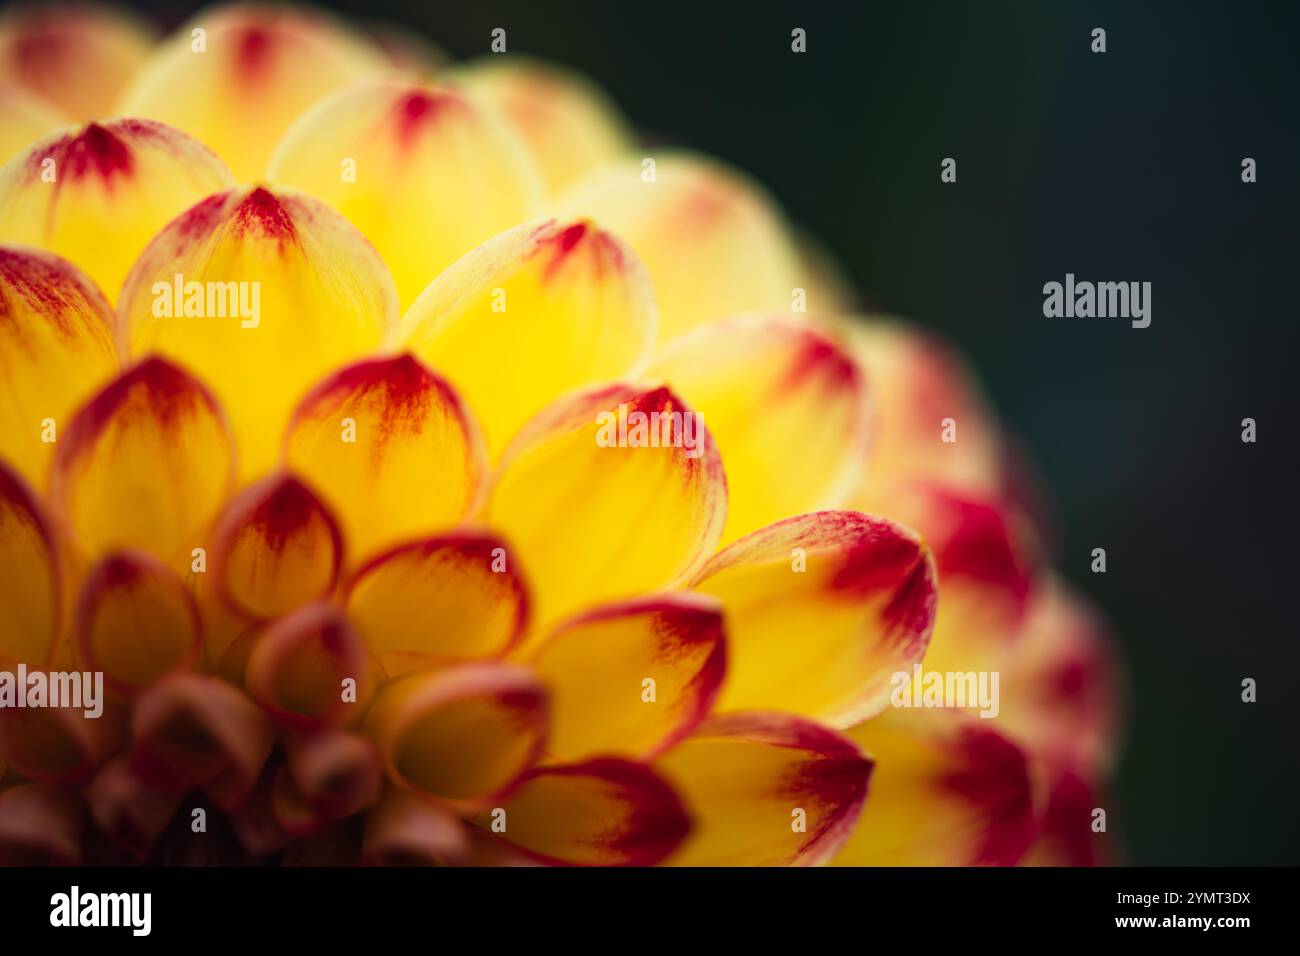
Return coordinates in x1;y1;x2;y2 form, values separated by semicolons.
399;217;656;458
488;384;726;628
650;316;871;542
655;712;872;866
0;246;118;488
1021;766;1116;866
119;184;399;477
74;550;203;697
834;710;1037;866
365;662;547;805
0;459;61;667
49;356;235;570
209;473;344;621
282;355;484;562
0;119;235;301
475;757;690;866
0;783;85;865
267;78;544;307
454;56;635;194
344;531;529;676
117;3;385;180
690;511;936;727
0;83;66;164
557;154;802;343
0;3;155;121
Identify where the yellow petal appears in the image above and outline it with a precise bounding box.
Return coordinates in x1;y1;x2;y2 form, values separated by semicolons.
49;357;235;572
690;511;936;727
209;472;344;621
556;154;801;343
487;383;726;628
282;354;484;562
118;184;399;478
117;3;385;180
0;246;118;489
834;709;1037;866
365;662;547;805
74;550;203;696
345;531;529;676
0;459;61;667
527;594;725;763
0;3;155;120
655;712;872;866
0;119;236;302
474;757;690;866
399;217;656;457
267;77;544;307
0;83;66;164
453;56;634;195
649;316;871;542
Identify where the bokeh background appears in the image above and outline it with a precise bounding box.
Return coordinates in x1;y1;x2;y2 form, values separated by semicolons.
91;0;1300;864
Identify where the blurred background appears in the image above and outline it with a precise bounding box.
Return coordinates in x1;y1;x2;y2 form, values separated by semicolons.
76;0;1300;864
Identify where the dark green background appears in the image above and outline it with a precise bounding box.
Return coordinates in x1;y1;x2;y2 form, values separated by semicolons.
120;0;1298;864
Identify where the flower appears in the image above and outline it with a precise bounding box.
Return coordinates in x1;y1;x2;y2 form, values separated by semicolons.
0;2;1122;867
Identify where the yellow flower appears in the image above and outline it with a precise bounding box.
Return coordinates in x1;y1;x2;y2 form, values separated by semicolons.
0;2;1121;867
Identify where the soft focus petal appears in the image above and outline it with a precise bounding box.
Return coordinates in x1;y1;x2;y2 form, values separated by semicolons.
0;691;126;785
0;459;61;666
362;787;471;866
0;83;66;164
835;710;1037;866
267;77;543;307
527;594;725;762
0;119;235;301
0;784;84;865
209;473;344;621
1021;767;1116;866
74;550;203;696
650;316;871;542
273;729;381;834
49;356;235;570
475;757;690;866
454;56;634;194
364;21;448;76
690;511;936;727
87;753;185;859
118;185;399;477
0;246;117;488
344;531;529;676
365;662;547;805
282;355;483;562
117;3;385;179
557;154;802;343
0;2;154;120
655;712;872;866
399;218;656;458
487;383;726;628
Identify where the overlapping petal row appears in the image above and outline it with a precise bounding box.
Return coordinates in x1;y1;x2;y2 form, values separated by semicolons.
0;2;1123;867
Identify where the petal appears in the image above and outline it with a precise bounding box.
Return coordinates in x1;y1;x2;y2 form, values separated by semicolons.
474;757;690;866
1022;767;1115;866
527;594;725;762
0;459;61;667
117;4;385;179
267;77;543;307
453;56;634;194
365;662;547;805
209;473;344;621
74;550;203;697
0;119;235;301
118;184;399;477
0;784;84;865
0;83;66;164
399;217;656;458
834;710;1037;866
86;753;185;859
0;690;127;785
654;712;872;866
282;355;484;562
0;3;154;120
245;602;373;730
556;154;802;343
282;728;381;817
487;384;726;627
649;316;871;542
690;511;937;727
362;787;472;866
0;246;118;489
344;531;529;676
49;356;236;570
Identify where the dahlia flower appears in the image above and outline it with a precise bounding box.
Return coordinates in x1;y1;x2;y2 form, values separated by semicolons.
0;1;1122;866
